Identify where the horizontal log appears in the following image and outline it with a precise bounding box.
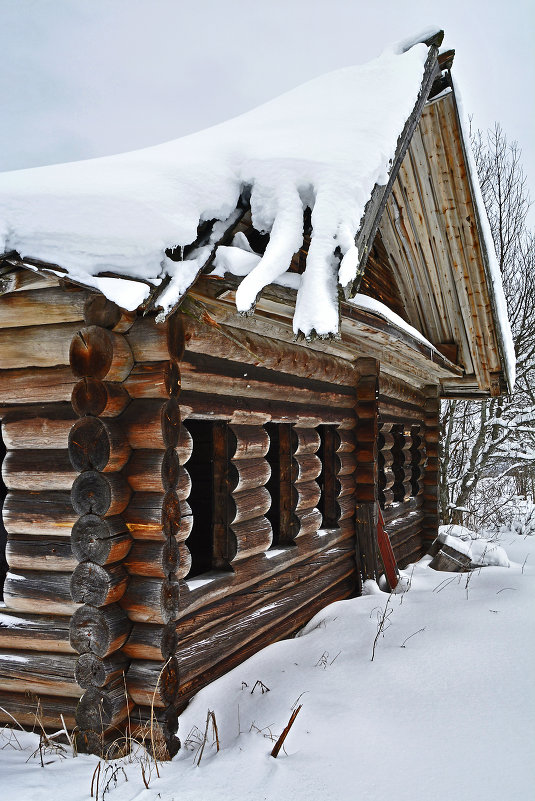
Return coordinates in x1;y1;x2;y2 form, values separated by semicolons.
337;452;357;476
0;267;59;294
0;650;80;697
0;321;81;370
75;652;129;689
70;562;129;607
68;417;131;473
0;285;87;328
126;316;179;363
83;293;136;332
228;424;270;459
123;361;180;399
3;570;77;615
70;326;133;382
2;490;77;536
337;493;356;521
181;315;357;386
124;545;354;659
124;538;180;578
180;390;354;427
230;515;273;562
121;398;181;450
121;622;178;662
379;374;425;406
295;506;323;538
292;453;321;484
71;515;132;566
5;534;77;572
125;452;191;495
0;611;73;653
69;603;131;657
130;704;179;738
230;486;271;525
335;428;356;452
124;495;193;542
1;403;75;449
292;428;320;455
71;377;130;418
0;690;78;730
337;473;356;498
2;449;76;491
71;471;131;517
382;496;423;525
76;677;132;731
292;480;321;512
177;560;355;695
126;656;179;708
179;354;355;408
121;575;180;623
0;365;75;405
228;457;270;494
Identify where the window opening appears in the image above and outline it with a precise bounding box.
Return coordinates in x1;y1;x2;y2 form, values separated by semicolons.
0;427;7;600
183;419;216;577
318;425;340;529
265;422;294;546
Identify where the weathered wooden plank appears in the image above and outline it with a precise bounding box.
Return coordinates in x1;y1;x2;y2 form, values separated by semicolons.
3;570;77;615
5;534;77;572
0;322;81;370
0;286;87;328
0;366;75;406
1;403;75;450
2;449;76;491
2;490;76;536
0;611;74;653
0;691;78;729
0;650;80;697
178;573;356;704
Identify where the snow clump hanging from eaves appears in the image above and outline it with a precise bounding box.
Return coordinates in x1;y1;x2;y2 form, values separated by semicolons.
0;38;431;336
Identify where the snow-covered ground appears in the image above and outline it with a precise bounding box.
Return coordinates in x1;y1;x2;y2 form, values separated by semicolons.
2;531;533;801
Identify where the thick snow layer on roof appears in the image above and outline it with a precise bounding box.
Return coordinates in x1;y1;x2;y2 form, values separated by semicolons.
451;77;516;391
0;39;430;334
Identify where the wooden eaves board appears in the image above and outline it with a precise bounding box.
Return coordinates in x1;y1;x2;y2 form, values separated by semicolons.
378;90;505;396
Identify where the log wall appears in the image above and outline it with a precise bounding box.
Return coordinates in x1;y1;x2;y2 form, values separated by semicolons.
0;280;441;758
122;311;358;736
377;374;429;568
0;282;87;733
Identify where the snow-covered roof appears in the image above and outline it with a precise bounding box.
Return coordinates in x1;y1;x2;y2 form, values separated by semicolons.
0;34;438;336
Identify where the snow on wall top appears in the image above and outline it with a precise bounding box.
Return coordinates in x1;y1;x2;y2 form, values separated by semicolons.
0;37;432;335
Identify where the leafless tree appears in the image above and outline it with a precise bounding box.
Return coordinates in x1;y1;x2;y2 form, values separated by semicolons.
440;125;535;532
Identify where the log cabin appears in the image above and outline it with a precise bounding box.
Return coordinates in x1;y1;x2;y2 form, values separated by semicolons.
0;30;514;757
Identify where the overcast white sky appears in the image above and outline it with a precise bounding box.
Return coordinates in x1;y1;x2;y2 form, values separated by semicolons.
1;0;534;222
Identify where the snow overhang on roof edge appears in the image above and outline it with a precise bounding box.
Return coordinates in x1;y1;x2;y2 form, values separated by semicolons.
0;31;444;340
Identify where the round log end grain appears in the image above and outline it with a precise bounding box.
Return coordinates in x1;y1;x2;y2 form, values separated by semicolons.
69;417;110;472
71;470;131;516
160;578;180;623
71;377;130;417
83;294;123;329
161;490;182;537
70;326;114;379
70;562;129;606
70;603;131;657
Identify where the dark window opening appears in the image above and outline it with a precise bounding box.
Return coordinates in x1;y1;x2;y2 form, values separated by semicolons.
318;425;340;529
392;424;408;503
0;426;7;600
265;423;294;547
183;419;216;578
